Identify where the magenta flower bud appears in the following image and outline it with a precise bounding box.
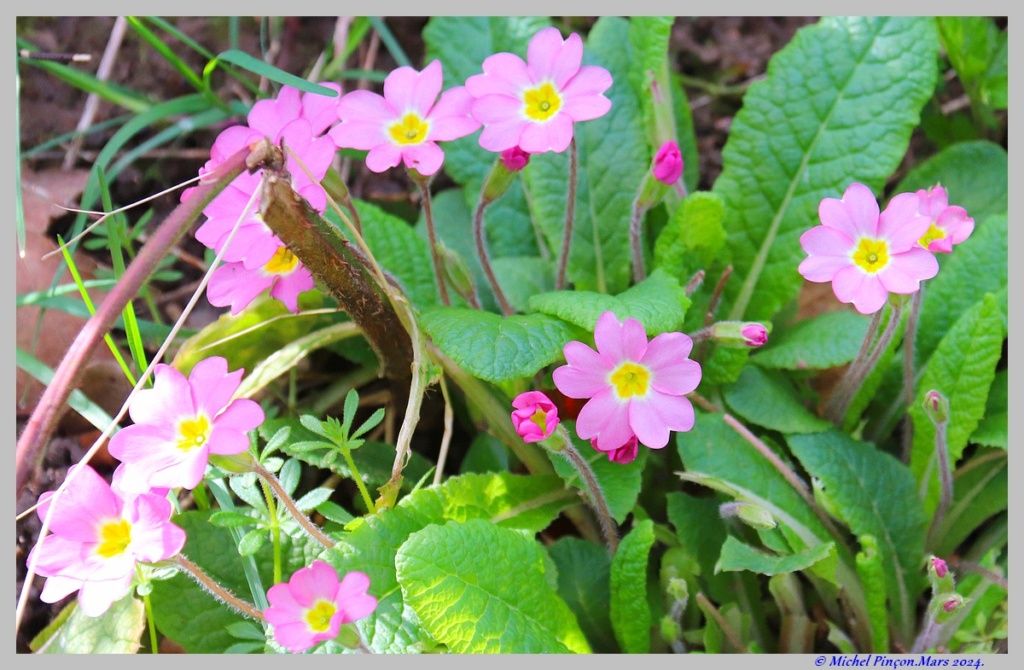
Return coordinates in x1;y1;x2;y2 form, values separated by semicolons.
923;390;950;424
931;557;948;579
652;141;683;185
942;597;961;613
500;146;530;172
511;391;559;443
591;434;639;465
708;320;771;348
741;323;769;347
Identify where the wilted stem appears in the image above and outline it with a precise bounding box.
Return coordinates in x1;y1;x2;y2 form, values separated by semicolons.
172;554;265;622
558;426;619;554
252;462;335;549
554;138;578;291
472;196;514;315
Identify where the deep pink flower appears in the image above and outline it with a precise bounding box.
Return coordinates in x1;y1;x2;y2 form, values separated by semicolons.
510;391;559;443
264;561;377;653
798;183;939;315
931;557;948;579
27;465;186;617
206;245;316;315
108;357;265;492
465;27;612;154
329;60;479;176
552;311;702;451
741;323;768;347
652;141;683;185
591;434;639;465
500;146;531;172
915;185;974;253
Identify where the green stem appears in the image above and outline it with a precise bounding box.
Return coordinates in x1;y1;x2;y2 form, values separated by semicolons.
192;481;210;511
341;446;376;513
172;554;265;621
557;426;619;554
554;137;578;291
252;462;335;549
259;479;283;585
143;591;160;654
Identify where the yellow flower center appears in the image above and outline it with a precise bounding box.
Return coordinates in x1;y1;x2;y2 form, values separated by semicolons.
852;238;890;274
304;600;337;633
176;414;211;452
522;82;562;122
918;223;947;249
96;518;132;558
609;362;650;399
263;247;300;276
388;113;429;146
529;408;548;433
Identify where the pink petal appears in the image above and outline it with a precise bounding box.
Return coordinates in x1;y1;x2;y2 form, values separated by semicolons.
365;142;404;173
272;622;320;653
561;65;613;100
466;53;532;97
329;121;387;151
471;94;524;125
266;581;303;617
248;86;302;139
819;183;878;240
937;206;974;245
338;90;396;124
146;448;210;491
289;561;339;607
574;388;627;441
384;61;442;115
214;397;265;433
188;357;238;415
518;114;574;154
126;498;186;562
879;192;931;250
478;118;530;153
129;364;194;426
336;570;377;622
876;261;921;295
269;264;316;312
427;87;480;140
800;225;854;257
527;28;574;84
891;247;939;283
76;573;135;617
301;83;342;135
798;254;852;283
552;350;612;399
400;142;445;176
38;466;120;542
629;392;695;448
594;313;648;362
560;93;612;123
644;341;701;396
832;266;888;315
207;263;273;314
107;423;178;473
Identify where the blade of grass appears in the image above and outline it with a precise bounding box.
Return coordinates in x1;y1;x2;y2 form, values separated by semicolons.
205;49;341;97
125;16;221;109
17;279;118;307
21;114;131;158
320;16;372;81
369;17;411;67
16;348;115;432
19;294;189;341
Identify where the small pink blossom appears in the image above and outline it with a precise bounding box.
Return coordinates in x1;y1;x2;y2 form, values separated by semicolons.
510;391;559;443
652;141;683;185
591;434;639;465
798;183;939;315
931;557;948;579
264;561;377;653
500;146;531;172
108;357;265;492
329;60;479;176
942;597;963;613
915;185;974;253
27;465;186;617
206;245;316;315
552;311;702;452
741;323;768;347
465;27;612;154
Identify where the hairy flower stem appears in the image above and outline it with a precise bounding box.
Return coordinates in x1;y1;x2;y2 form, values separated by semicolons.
901;288;925;463
172;554;265;622
472;196;515;315
630;198;649;283
412;173;451;306
341;447;376;513
259;480;283;584
927;417;954;540
252;462;335;549
823;304;902;426
555;138;578;291
558;427;619;554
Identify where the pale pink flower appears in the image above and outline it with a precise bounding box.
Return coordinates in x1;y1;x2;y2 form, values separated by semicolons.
591;434;639;465
465;26;612;154
510;391;559;443
27;465;186;617
108;357;265;492
206;244;316;315
798;183;939;315
264;561;377;653
652;141;683;185
552;311;702;452
915;185;974;253
329;60;479;176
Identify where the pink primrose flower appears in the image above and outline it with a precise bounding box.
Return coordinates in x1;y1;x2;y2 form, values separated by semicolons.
591;434;639;465
915;185;974;253
510;391;560;443
205;246;316;315
552;311;702;452
108;357;265;492
798;183;939;315
329;60;479;176
465;26;612;154
652;141;683;185
27;465;186;617
264;561;378;653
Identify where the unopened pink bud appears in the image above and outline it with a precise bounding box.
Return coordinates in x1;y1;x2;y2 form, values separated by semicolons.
741;323;769;347
500;146;530;172
931;557;948;579
511;391;559;443
591;435;639;465
652;141;683;185
923;390;950;423
942;598;960;613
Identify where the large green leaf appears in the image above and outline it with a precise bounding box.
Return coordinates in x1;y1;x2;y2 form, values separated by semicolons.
716;536;837;579
715;16;939;321
396;519;590;653
930;449;1007;556
419;307;578;383
910;294;1004;516
665;492;734;604
528;268;690;336
36;595;145;653
610;519;655;653
523;17;649;294
971;369;1007;449
652;191;727;282
937;17;1008;118
492;256;555;313
788;430;927;646
751;310;870;371
724;365;831;434
547;537;617;653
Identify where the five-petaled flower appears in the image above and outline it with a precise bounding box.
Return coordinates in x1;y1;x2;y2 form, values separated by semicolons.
264;561;378;653
465;26;612;154
915;185;974;253
329;60;479;176
510;391;559;443
108;356;265;493
798;182;939;315
27;465;186;617
552;311;702;452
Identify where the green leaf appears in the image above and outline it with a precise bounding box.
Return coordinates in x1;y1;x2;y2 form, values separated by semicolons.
149;511;319;653
424;16;551;88
715;536;836;578
972;369;1007;449
715;17;939;321
459;432;512;474
895;140;1007;224
751;310;870;370
855;535;890;653
211;49;339;97
724;365;831;434
665;492;734;604
235;321;360;398
36;594;145;653
610;519;655;653
492;256;555;313
529;268;690;336
788;430;927;646
910;294;1004;516
396;519;590;653
937;17;1007;119
550;427;648;524
547;537;617;653
523;17;649;294
419;307;577;383
652;191;727;281
16;347;114;432
931;450;1007;556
